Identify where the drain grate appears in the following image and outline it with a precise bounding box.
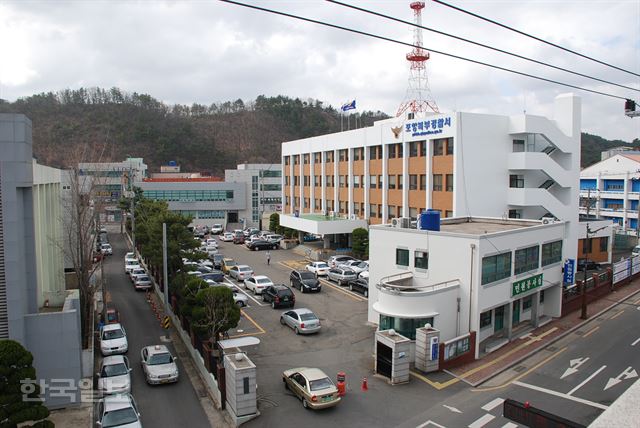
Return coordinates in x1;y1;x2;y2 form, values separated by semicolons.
575;330;584;336
513;365;527;373
547;346;557;352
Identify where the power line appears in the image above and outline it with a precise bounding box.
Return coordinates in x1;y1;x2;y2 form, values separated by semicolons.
432;0;640;78
327;0;639;93
218;0;631;101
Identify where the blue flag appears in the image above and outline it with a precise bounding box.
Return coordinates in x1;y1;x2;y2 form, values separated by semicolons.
341;100;356;112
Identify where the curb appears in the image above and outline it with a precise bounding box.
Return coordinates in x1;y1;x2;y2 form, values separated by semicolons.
468;284;640;387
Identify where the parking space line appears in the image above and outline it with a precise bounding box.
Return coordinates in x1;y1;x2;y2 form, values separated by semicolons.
318;278;367;302
582;326;599;338
224;279;264;306
609;310;624;320
240;309;266;334
513;381;608;410
567;365;606;396
481;397;504;412
468;414;494;428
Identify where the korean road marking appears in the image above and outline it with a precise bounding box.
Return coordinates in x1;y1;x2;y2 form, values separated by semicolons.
513;381;608;410
568;365;607;396
481;397;504;412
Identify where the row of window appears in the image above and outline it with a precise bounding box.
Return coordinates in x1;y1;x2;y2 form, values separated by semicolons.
143;190;234;202
176;210;226;219
283;138;454;165
479;292;544;329
481;241;563;285
395;248;429;269
285;174;453;191
283;198;452;220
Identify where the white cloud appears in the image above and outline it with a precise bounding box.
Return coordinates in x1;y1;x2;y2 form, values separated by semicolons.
0;0;638;141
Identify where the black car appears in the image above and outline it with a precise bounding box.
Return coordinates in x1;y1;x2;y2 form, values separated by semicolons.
262;284;295;309
246;239;278;251
347;278;369;297
210;254;224;269
577;259;602;271
289;270;321;293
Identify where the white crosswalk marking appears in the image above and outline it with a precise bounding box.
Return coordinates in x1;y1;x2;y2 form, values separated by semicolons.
502;423;518;428
481;397;504;412
468;414;495;428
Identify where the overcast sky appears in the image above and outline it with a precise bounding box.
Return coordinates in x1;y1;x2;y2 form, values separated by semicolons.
0;0;638;142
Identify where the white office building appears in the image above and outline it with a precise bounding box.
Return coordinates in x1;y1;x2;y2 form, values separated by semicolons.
225;164;282;229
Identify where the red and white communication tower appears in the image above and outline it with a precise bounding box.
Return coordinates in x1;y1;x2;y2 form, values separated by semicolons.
397;1;439;116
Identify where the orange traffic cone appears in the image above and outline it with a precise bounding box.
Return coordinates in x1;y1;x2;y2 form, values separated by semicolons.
361;377;368;391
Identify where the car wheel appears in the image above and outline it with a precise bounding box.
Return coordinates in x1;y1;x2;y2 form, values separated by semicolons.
273;245;277;250
283;379;289;390
271;301;276;309
236;301;245;308
294;327;299;335
302;398;309;409
254;247;259;251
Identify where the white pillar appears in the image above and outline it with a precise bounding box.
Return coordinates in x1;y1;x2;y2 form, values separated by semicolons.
321;153;326;214
348;147;354;217
364;145;370;219
309;151;314;214
382;144;388;223
402;140;409;218
334;149;339;213
299;155;304;213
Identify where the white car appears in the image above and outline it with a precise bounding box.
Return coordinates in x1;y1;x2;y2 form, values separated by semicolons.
129;268;146;283
233;289;249;307
220;232;235;242
124;259;139;274
229;265;254;281
327;255;356;268
96;394;142;428
101;243;113;255
211;224;224;235
97;355;132;396
359;270;369;280
338;260;368;274
100;324;128;356
206;246;218;256
244;275;274;295
140;345;179;385
134;275;153;291
205;238;218;248
306;261;330;277
124;252;135;260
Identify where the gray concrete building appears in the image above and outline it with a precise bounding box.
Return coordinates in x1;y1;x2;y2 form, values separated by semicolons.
225;163;282;229
0;114;82;409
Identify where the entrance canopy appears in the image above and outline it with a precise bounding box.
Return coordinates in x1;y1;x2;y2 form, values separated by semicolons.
280;213;368;235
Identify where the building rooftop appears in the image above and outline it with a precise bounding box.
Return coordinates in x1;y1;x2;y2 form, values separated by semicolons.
439;217;541;235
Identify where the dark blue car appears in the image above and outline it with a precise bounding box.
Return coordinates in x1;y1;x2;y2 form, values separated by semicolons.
200;270;224;283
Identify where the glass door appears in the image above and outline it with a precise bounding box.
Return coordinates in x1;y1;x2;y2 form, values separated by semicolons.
494;306;505;332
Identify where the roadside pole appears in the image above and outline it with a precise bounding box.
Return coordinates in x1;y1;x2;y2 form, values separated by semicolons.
163;222;169;308
101;257;106;323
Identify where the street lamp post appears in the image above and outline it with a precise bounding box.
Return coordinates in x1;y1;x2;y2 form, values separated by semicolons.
581;223;608;320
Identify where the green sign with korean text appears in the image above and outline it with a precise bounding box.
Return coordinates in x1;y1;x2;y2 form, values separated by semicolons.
512;274;543;297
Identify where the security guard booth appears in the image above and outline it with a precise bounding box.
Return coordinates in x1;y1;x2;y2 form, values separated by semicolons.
375;329;411;384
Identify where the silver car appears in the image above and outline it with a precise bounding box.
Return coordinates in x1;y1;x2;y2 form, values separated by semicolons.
280;308;321;335
229;265;254;281
100;324;128;356
140;345;179;385
97;355;132;396
327;267;358;286
96;394;142;428
233;289;249;307
134;275;152;291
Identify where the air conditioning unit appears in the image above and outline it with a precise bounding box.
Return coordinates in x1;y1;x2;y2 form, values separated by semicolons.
392;217;411;228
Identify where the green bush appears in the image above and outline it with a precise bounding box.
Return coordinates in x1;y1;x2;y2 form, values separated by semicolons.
352;227;369;259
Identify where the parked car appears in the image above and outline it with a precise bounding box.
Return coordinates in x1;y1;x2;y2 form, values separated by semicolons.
100;243;113;255
632;245;640;257
229;265;254;281
210;224;224;235
359;270;369;280
233;289;249;308
124;259;140;275
233;234;245;245
205;238;218;247
97;355;132;396
200;270;225;283
282;367;340;410
290;270;321;293
327;267;358;286
246;239;278;251
338;260;368;274
140;345;179;385
96;394;142;428
266;234;284;244
129;268;147;283
244;275;274;295
134;275;153;291
243;227;260;237
280;308;321;335
100;323;128;356
262;284;295;309
221;258;237;275
327;255;356;268
347;278;369;297
577;259;602;271
206;247;219;257
105;307;120;325
306;261;330;277
220;232;235;242
210;254;224;269
124;252;135;260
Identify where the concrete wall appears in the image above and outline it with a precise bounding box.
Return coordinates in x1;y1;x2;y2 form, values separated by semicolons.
24;292;82;408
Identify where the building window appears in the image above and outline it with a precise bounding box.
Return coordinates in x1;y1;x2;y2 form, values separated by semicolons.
326;200;333;211
313;152;321;163
293;155;299;165
599;237;609;252
388;205;396;220
388;175;396;190
326;175;333;187
378;175;383;189
370;175;377;189
409;141;419;157
261;184;282;192
396;248;409;266
353;175;360;188
353;147;364;161
514;245;540;275
415;251;429;269
261;170;282;178
420;174;427;191
315;199;321;210
409;207;418;221
419;140;426;157
540;290;545;303
339;201;346;213
409;174;418;190
397;143;403;158
378;204;383;218
339;149;348;162
445;210;453;218
446;174;453;192
433;174;442;191
370;145;380;160
388;144;396;159
294;176;300;186
284;156;290;165
480;311;492;328
370;204;377;218
313;175;320;186
444;335;470;361
353;202;360;215
510;175;524;188
285;176;290;186
324;151;334;162
446;138;454;155
379;316;433;341
397;175;403;190
303;176;310;186
508;209;522;219
482;252;512;285
294;197;300;207
513;139;525;152
433;139;444;156
523;296;532;311
303;154;309;164
304;198;309;208
285;196;290;205
542;240;562;266
582;238;592;254
339;175;346;188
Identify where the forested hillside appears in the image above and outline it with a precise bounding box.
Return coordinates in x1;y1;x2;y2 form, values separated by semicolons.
0;87;635;172
0;88;387;174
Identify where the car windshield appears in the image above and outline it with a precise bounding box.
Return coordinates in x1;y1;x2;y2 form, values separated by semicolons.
137;276;149;282
356;262;367;268
316;263;328;269
102;363;128;377
226;261;237;266
239;267;252;272
102;407;138;428
257;278;272;284
148;352;173;365
299;313;317;321
344;270;356;275
309;377;333;391
103;329;124;340
300;272;316;280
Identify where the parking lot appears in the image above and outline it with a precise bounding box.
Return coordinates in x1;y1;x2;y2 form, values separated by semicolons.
210;235;466;428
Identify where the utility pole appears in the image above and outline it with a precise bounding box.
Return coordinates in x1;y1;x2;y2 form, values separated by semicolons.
162;222;169;309
581;221;608;320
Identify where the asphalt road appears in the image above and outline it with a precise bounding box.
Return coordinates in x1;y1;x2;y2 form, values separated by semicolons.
101;233;211;428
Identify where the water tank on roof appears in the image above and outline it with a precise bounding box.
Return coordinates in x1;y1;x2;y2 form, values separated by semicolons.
168;160;177;166
419;209;440;231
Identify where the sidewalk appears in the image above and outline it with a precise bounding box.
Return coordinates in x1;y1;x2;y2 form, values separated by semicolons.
447;279;640;386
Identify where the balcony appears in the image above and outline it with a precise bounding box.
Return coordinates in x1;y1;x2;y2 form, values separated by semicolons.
509;115;574;154
508;188;567;219
508;152;571;188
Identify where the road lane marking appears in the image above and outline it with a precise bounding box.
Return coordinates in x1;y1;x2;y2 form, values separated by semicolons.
240;309;266;334
442;404;462;413
481;397;504;412
223;279;264;306
473;346;568;392
513;381;608;410
582;325;600;338
631;337;640;346
561;357;590;379
609;310;624;320
633;297;640;305
501;423;518;428
568;365;607;395
468;414;494;428
416;421;446;428
318;278;367;302
604;366;638;390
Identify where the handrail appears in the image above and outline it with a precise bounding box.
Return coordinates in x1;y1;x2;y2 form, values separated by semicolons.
378;272;459;293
